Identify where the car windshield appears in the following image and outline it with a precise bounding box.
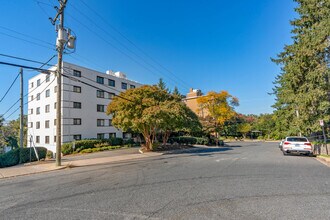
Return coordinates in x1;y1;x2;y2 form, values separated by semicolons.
287;137;308;142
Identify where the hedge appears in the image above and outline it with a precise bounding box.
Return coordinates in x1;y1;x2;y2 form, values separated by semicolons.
61;138;130;155
0;147;47;168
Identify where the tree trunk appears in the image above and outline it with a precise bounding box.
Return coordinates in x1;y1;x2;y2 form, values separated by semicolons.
162;130;171;145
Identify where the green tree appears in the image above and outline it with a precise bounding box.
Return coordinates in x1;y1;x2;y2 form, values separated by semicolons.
237;123;251;139
106;85;200;150
157;78;169;92
197;91;239;141
272;0;330;136
159;100;201;145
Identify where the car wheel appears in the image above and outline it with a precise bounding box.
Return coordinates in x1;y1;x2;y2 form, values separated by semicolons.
283;151;288;156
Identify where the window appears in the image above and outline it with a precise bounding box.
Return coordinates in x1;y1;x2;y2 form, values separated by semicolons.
97;76;104;84
30;95;34;101
45;120;50;128
29;109;33;114
130;85;136;89
97;119;105;127
28;122;33;128
73;86;81;93
46;74;50;82
97;133;105;139
54;119;56;126
287;137;308;142
96;90;105;98
45;104;50;113
46;89;50;97
30;82;34;88
36;121;40;129
54;136;56;143
36;136;40;144
45;136;50;144
97;104;105;112
54;86;57;93
121;82;127;90
37;93;40;101
108;119;112;126
36;107;40;115
109;133;116;138
73;102;81;109
108;79;115;87
73;135;81;140
73;70;81;77
73;118;81;125
37;79;41;86
107;92;115;99
54;102;57;109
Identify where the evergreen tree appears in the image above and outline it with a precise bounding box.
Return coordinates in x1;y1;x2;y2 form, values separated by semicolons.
272;0;330;136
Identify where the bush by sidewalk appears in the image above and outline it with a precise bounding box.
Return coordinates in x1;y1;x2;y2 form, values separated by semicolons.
61;138;135;155
0;147;47;168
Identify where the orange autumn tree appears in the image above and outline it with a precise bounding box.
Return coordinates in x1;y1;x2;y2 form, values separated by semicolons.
197;91;239;141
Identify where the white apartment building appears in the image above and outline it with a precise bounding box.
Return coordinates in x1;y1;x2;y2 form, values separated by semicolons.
27;62;142;152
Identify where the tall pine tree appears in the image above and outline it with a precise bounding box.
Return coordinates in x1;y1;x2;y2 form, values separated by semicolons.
272;0;330;136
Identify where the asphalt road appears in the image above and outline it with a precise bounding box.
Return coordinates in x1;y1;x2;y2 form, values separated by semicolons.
1;142;329;220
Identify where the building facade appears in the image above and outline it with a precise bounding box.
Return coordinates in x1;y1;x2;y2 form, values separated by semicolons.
27;62;142;152
183;88;207;117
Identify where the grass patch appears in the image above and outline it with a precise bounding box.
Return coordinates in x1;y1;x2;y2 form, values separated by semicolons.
318;154;330;158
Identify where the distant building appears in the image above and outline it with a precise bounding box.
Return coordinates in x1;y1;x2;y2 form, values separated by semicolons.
182;88;206;117
27;62;142;152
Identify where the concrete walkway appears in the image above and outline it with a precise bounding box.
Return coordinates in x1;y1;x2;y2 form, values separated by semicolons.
0;149;162;179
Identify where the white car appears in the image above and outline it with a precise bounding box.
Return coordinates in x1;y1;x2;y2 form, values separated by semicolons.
279;140;284;150
282;136;313;156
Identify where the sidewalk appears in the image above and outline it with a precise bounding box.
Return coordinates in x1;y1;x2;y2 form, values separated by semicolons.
0;149;162;179
316;155;330;167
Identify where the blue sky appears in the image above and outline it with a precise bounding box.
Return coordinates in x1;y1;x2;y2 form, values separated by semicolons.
0;0;297;120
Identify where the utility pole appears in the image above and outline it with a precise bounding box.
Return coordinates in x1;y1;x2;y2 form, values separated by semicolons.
54;0;67;166
50;0;75;166
19;67;23;163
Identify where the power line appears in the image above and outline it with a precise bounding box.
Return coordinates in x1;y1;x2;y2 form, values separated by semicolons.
0;31;54;51
0;73;20;103
0;56;57;118
0;61;54;73
5;76;56;120
79;0;192;90
0;53;55;68
68;3;190;91
0;25;54;47
65;11;181;90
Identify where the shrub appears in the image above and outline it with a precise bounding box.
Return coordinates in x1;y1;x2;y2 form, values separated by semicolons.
110;137;123;146
19;147;47;163
0;147;47;168
0;148;20;168
61;138;127;155
123;138;135;147
46;150;54;159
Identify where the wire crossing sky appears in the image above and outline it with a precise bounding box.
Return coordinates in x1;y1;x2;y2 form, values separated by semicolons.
0;0;297;119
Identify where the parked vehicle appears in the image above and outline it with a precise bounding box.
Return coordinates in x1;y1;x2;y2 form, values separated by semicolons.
279;140;284;150
282;136;313;156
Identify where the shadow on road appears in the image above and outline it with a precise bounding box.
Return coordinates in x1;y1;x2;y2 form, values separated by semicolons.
163;146;234;156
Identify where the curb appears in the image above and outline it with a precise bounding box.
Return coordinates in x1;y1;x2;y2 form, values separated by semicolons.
0;165;67;179
316;156;330;167
0;152;162;179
